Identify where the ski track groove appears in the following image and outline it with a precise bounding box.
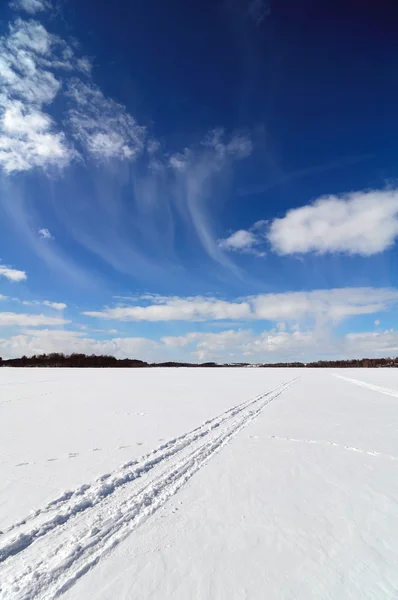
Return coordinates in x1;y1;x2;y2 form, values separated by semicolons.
334;374;398;398
267;436;398;461
0;377;298;600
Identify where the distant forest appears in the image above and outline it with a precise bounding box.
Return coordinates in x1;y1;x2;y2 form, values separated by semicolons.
1;353;398;368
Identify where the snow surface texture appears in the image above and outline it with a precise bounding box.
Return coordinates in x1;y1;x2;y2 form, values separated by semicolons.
1;368;398;599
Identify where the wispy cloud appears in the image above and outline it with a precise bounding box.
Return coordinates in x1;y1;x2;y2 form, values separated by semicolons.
66;79;146;161
0;264;27;281
169;128;252;268
268;189;398;256
0;12;254;284
9;0;52;15
49;126;253;282
248;0;270;26
237;154;375;198
0;178;98;287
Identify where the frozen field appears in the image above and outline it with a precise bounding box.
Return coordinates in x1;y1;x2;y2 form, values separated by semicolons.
1;367;398;599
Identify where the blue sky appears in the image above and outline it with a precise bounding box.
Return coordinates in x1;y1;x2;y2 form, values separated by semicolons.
1;0;398;362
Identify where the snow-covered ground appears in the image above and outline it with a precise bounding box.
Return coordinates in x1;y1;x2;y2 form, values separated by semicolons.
1;368;398;599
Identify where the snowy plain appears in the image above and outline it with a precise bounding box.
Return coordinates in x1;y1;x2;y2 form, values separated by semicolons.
1;367;398;599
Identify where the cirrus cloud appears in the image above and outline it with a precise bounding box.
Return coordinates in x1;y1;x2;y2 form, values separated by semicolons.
66;79;146;161
9;0;52;14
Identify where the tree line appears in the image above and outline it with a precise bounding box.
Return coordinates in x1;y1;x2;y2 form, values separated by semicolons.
0;353;397;368
0;353;149;368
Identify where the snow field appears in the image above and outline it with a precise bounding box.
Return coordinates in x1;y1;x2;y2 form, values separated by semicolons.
1;368;398;599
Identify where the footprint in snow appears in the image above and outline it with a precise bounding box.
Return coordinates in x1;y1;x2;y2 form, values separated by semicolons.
15;462;29;467
136;442;143;446
47;458;58;462
92;448;102;452
68;453;79;458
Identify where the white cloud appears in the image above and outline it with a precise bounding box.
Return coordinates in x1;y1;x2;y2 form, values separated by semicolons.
242;330;316;357
345;329;398;356
0;312;68;326
38;227;53;239
0;20;75;173
250;288;395;322
83;288;398;324
218;229;257;250
66;79;146;161
43;300;66;310
162;327;398;362
1;323;398;362
4;19;55;80
84;296;252;322
0;101;72;173
0;329;158;359
374;320;380;326
0;264;27;281
268;189;398;256
9;0;52;14
162;328;317;362
218;221;267;256
0;324;315;363
22;299;66;310
162;329;253;361
76;57;92;75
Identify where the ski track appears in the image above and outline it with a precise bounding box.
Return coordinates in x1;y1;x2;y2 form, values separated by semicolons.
0;377;298;600
333;374;398;398
3;383;283;537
